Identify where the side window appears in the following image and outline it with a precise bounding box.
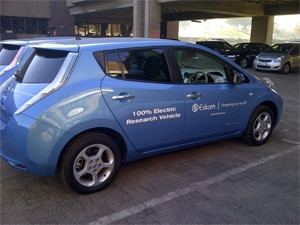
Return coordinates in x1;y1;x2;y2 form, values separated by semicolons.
173;48;230;84
106;52;123;78
105;48;171;82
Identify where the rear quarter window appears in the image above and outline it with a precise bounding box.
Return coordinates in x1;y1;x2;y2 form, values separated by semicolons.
22;50;68;83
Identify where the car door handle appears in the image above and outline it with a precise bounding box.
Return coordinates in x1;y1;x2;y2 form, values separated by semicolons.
187;93;203;99
112;95;135;101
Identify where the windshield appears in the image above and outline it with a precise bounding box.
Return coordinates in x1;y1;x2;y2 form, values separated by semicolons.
265;44;294;53
219;42;233;50
198;41;235;54
233;43;250;52
0;44;21;66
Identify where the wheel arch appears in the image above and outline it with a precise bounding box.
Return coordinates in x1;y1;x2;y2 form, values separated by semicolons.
254;100;278;125
284;60;291;67
282;61;291;73
57;127;128;171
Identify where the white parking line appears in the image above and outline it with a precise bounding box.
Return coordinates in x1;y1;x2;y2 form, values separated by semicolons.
88;145;299;225
281;139;300;145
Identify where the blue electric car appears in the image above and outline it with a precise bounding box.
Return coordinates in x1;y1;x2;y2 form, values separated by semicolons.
0;37;76;85
0;38;283;193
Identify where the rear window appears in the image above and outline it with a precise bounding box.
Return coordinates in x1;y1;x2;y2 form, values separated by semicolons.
196;42;214;48
0;44;20;66
22;50;68;83
197;41;234;53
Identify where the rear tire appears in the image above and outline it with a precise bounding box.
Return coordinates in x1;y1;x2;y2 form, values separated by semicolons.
243;105;274;146
60;132;121;194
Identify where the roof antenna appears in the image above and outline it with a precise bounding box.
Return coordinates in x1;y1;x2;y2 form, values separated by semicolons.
59;26;81;40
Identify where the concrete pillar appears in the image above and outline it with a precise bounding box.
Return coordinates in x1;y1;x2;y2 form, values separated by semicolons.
133;0;145;37
133;0;162;38
250;16;274;45
144;0;161;38
101;23;108;36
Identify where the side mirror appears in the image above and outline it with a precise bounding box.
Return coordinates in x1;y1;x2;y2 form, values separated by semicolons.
233;72;243;84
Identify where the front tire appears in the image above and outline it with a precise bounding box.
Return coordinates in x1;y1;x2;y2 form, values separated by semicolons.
60;132;122;194
281;62;290;74
243;105;274;146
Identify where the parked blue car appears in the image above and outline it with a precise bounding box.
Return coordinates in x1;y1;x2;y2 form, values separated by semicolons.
0;38;283;193
0;37;76;85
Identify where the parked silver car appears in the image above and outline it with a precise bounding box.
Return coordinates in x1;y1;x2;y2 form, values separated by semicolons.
253;43;300;74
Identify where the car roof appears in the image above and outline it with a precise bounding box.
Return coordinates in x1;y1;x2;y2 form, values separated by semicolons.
0;37;78;47
197;38;229;42
234;42;268;45
0;39;28;46
29;37;185;52
273;42;299;45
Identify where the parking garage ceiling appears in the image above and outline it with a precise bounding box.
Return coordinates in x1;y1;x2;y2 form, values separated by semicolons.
159;0;300;21
69;0;300;24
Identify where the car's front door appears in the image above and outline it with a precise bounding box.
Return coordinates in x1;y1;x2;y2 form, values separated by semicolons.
172;47;248;142
290;45;300;69
101;48;185;152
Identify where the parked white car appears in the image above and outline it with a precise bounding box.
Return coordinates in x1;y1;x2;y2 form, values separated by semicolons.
253;43;300;74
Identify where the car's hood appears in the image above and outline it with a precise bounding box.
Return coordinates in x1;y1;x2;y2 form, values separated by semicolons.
257;52;287;59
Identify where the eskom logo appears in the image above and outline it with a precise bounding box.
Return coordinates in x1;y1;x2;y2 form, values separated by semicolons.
192;103;216;112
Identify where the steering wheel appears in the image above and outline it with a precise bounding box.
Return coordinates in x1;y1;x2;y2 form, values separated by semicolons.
187;71;208;83
215;76;225;83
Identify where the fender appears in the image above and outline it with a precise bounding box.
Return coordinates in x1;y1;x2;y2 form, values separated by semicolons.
242;83;283;131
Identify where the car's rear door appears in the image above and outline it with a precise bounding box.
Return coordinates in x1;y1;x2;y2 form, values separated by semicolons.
100;48;185;152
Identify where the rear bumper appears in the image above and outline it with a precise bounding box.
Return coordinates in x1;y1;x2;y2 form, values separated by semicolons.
0;114;62;176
